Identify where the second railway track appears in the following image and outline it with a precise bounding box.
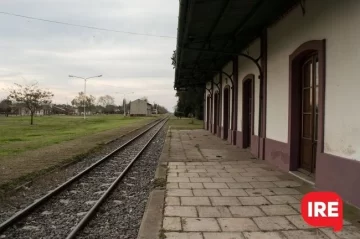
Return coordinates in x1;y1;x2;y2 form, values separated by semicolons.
0;117;168;238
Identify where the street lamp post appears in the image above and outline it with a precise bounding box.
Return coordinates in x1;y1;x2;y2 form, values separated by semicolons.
115;92;134;117
69;75;102;119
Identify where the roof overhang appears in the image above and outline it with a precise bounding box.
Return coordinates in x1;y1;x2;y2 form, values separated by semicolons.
174;0;300;90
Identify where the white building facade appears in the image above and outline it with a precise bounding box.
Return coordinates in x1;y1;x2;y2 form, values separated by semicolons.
177;0;360;208
130;99;152;116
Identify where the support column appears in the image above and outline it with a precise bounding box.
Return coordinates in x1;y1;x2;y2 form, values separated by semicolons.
203;92;206;130
211;80;214;133
227;82;233;144
259;29;268;159
218;74;223;138
231;57;239;145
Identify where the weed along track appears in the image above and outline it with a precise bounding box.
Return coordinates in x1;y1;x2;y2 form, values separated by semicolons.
0;117;168;238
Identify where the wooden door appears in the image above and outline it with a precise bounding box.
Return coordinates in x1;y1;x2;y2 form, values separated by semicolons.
242;79;253;148
300;54;319;173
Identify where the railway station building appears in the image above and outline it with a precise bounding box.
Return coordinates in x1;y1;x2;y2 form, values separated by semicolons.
174;0;360;208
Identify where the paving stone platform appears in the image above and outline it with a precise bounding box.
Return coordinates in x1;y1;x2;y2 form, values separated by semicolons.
159;129;360;239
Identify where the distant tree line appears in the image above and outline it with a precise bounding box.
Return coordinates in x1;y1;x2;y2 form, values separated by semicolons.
139;97;168;114
153;103;168;114
70;93;168;115
71;92;120;114
0;82;169;125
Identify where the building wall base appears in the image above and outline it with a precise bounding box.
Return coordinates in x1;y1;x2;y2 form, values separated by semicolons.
231;130;237;146
316;153;360;208
236;131;243;148
217;126;221;138
264;138;290;172
227;129;232;144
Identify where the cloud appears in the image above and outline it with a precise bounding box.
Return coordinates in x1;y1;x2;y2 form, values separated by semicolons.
0;0;178;111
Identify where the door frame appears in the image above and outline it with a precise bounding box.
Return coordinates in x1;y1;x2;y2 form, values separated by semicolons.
213;91;219;134
223;85;231;140
288;40;326;171
206;95;211;130
242;74;255;148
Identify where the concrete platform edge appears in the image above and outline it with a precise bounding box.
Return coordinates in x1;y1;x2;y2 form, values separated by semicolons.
137;189;165;239
155;127;170;178
137;126;170;239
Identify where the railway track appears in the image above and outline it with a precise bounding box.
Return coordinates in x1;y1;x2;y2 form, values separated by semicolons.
0;117;168;238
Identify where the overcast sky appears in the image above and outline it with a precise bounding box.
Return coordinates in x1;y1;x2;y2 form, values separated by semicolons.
0;0;178;111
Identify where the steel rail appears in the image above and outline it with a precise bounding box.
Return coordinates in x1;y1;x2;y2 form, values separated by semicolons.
0;117;166;233
66;118;168;238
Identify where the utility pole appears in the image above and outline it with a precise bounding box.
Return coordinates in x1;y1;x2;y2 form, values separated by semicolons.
69;75;102;119
115;92;134;117
123;98;126;117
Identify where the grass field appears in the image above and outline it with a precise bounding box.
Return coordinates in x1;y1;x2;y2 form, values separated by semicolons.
0;114;203;189
0;115;154;157
168;116;203;130
0;115;157;189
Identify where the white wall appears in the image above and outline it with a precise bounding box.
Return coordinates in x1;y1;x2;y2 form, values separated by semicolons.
267;0;360;160
236;39;261;136
221;62;233;128
130;99;147;115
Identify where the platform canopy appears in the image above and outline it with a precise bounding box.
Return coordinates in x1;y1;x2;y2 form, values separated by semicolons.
174;0;300;90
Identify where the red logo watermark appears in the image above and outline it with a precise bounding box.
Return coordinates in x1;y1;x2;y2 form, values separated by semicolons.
301;192;343;231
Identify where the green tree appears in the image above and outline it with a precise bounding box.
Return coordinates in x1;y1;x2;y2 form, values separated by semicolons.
175;88;204;120
0;99;12;117
171;50;176;69
97;95;115;107
8;82;54;125
104;105;117;114
71;92;96;113
153;102;169;114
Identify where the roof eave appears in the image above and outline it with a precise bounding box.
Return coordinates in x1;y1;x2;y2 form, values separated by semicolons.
175;0;194;89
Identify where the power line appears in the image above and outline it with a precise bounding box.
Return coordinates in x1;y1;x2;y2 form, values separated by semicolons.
0;11;177;39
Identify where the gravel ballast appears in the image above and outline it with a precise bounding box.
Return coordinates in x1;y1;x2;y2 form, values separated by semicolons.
0;120;166;239
77;124;167;239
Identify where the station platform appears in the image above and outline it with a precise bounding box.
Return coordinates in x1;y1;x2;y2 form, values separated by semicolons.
139;129;360;239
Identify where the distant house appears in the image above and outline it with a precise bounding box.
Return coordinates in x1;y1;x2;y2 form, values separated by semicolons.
147;103;152;115
130;99;152;116
152;107;158;114
11;103;52;116
74;108;92;116
52;105;76;115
